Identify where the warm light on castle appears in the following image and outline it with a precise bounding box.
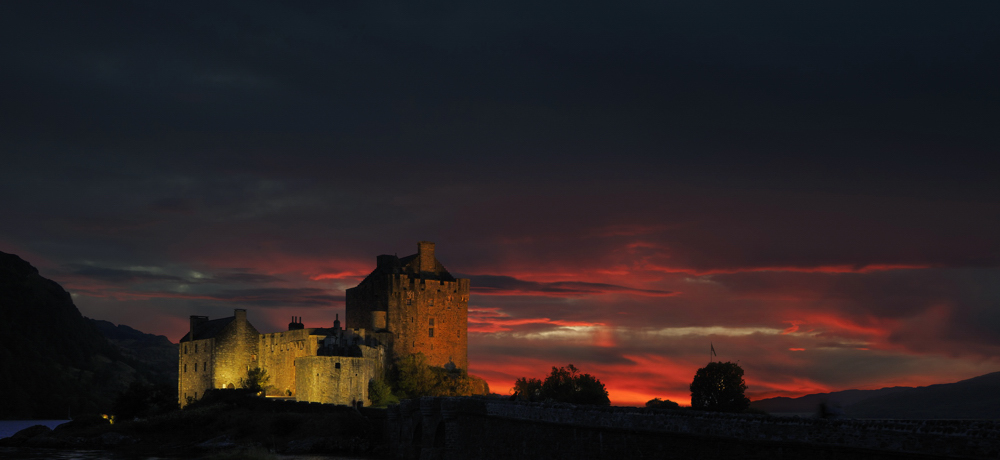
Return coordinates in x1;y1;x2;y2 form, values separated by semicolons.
178;241;469;407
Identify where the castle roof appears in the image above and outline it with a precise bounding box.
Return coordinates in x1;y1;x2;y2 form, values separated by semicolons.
179;316;234;342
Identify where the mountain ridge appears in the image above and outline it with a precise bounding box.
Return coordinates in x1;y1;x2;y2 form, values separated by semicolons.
752;371;1000;419
0;251;177;418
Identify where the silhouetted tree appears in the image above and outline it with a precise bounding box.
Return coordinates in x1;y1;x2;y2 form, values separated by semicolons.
514;364;610;405
512;377;543;401
239;367;270;395
645;398;680;409
690;361;750;412
113;380;178;420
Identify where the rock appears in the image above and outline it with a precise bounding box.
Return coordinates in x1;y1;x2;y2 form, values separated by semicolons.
99;431;133;446
197;435;236;449
1;425;52;446
284;437;321;453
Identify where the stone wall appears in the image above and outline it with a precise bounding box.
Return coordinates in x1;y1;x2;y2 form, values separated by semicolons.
178;337;215;406
295;353;380;405
258;328;323;397
387;276;469;370
346;243;470;371
212;310;259;393
386;398;1000;460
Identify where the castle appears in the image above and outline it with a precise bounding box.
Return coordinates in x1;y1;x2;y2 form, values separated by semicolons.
178;241;470;407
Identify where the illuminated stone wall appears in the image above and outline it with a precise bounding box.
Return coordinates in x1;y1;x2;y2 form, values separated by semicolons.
387;276;469;370
347;242;470;370
213;310;259;392
295;352;381;405
257;328;324;397
178;310;259;407
178;337;215;406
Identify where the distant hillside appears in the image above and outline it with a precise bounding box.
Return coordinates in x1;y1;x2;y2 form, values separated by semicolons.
751;387;911;415
846;372;1000;419
752;372;1000;419
90;318;178;387
0;251;173;419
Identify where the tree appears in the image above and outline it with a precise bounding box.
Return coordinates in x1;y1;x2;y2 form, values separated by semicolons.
645;398;680;409
368;378;400;407
389;352;487;399
513;364;610;405
689;361;750;412
512;377;543;401
239;367;270;395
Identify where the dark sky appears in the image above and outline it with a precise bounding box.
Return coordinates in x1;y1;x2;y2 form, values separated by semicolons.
2;1;999;405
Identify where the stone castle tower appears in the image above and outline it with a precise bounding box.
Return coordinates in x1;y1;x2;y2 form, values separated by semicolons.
346;241;470;370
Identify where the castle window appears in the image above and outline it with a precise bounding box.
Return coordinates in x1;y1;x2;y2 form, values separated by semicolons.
194;363;198;372
406;299;411;305
429;318;434;326
429;328;434;338
194;344;198;353
184;364;187;372
183;345;187;354
335;362;341;369
429;299;434;306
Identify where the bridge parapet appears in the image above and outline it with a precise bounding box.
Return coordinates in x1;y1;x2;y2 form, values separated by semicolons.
387;397;1000;459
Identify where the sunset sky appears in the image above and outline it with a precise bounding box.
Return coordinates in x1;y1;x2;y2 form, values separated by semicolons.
2;1;999;406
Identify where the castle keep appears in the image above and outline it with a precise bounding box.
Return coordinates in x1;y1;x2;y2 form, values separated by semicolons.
346;241;469;370
178;241;470;407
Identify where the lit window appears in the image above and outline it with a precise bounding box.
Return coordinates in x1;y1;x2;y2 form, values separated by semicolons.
429;328;434;338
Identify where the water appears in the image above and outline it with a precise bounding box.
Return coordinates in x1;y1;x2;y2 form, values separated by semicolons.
0;420;71;439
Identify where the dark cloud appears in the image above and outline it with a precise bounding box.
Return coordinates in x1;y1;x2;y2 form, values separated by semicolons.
2;1;1000;404
59;264;190;284
462;274;674;297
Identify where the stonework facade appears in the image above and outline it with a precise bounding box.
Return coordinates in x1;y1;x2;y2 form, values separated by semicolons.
179;309;260;404
178;241;470;408
347;241;470;370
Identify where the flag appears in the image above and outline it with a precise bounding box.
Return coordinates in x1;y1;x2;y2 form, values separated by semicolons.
711;342;717;359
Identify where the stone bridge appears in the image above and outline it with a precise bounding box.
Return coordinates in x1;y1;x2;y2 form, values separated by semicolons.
385;397;1000;459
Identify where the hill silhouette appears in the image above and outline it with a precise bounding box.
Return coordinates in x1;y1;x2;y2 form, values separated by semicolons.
0;251;176;419
752;372;1000;419
846;372;1000;419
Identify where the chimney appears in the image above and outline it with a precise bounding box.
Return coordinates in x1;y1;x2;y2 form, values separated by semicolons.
334;313;341;330
189;315;209;341
288;316;304;330
377;254;399;271
418;241;435;273
234;309;246;323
